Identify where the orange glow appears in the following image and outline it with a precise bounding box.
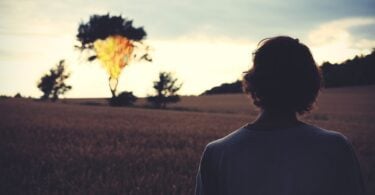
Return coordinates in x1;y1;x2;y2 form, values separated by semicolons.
93;35;134;82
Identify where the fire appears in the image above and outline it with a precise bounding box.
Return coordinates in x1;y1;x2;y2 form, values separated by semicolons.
93;35;134;92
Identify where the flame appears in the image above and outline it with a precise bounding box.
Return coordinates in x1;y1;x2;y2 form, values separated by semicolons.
93;35;134;81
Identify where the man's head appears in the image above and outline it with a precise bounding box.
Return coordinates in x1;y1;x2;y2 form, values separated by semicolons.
243;36;322;114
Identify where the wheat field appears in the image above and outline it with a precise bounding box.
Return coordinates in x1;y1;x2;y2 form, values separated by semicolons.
0;85;374;194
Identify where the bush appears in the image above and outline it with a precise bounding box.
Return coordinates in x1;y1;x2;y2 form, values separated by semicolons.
109;91;137;106
14;93;22;98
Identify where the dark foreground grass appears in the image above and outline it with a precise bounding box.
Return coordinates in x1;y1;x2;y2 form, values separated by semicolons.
0;99;248;194
0;90;374;194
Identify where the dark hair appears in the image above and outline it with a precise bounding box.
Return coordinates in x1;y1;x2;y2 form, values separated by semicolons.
242;36;322;114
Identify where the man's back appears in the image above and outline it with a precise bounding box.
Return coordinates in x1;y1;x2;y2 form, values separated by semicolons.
196;123;364;195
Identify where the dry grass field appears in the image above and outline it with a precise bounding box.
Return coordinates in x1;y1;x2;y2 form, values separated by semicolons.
1;85;374;194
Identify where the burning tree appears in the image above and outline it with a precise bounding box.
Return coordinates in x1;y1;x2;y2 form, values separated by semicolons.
76;14;151;98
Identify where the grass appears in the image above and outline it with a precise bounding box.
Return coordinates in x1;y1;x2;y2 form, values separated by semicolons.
0;85;374;194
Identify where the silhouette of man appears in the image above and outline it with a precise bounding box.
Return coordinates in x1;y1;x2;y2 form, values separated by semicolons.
195;36;365;195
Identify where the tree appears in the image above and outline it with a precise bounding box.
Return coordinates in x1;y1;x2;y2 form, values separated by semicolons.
37;60;72;101
147;72;182;108
76;14;151;98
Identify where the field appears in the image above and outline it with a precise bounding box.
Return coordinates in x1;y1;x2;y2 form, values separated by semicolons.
1;85;375;194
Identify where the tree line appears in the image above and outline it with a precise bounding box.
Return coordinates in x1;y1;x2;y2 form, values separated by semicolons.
202;50;375;95
37;61;182;109
320;49;375;87
35;49;375;102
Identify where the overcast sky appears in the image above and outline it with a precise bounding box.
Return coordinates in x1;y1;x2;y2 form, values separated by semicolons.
0;0;374;98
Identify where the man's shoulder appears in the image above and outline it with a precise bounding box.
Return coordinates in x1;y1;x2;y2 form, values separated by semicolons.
303;124;350;144
205;124;351;151
205;126;249;151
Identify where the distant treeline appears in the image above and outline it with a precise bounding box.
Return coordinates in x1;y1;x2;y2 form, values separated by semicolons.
202;50;375;95
202;81;242;95
321;50;375;87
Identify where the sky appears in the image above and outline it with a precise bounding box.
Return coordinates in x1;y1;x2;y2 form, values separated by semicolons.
0;0;374;98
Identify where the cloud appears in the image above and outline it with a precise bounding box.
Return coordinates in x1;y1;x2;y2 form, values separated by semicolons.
307;17;375;63
308;17;375;46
